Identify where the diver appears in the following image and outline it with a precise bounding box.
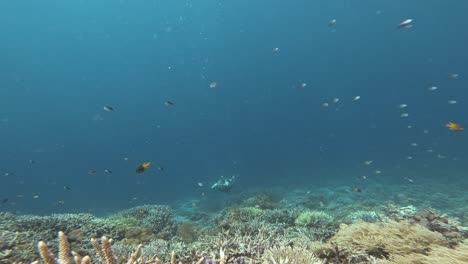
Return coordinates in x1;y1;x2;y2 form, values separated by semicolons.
211;174;238;193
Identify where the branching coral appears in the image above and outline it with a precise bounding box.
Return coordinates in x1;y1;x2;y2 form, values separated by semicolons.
262;246;324;264
34;231;226;264
199;221;289;260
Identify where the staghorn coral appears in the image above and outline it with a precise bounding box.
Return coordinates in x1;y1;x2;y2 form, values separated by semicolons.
35;231;227;264
199;221;290;260
36;231;90;264
35;231;154;264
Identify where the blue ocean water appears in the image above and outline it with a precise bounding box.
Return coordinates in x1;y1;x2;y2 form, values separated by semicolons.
0;0;467;215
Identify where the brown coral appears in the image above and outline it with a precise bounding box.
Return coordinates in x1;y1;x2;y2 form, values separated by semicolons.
331;221;447;258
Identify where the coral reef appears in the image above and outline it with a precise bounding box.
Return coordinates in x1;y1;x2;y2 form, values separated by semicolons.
241;191;282;210
35;231;225;264
294;210;334;228
330;221;447;258
1;183;467;263
114;205;176;239
344;210;389;223
262;246;324;264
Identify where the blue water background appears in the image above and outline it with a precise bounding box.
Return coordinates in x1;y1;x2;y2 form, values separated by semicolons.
0;0;467;215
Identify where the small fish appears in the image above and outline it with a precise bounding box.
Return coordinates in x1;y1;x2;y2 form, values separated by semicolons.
164;101;175;107
398;19;413;29
157;166;164;171
406;156;413;160
398;104;408;109
446;122;464;131
103;106;114;112
16;194;24;198
428;86;438;91
375;170;382;174
322;102;329;108
197;182;203;187
209;82;218;89
353;186;362;193
400;113;409;118
1;198;8;204
449;73;459;79
353;96;361;101
29;159;35;164
104;169;112;174
273;47;280;53
359;175;367;180
88;170;97;175
63;185;72;191
136;161;151;174
328;19;337;27
332;98;340;103
364;160;373;165
57;200;65;205
33;195;40;199
3;172;14;176
410;142;418;147
300;82;307;88
448;100;457;104
404;177;414;183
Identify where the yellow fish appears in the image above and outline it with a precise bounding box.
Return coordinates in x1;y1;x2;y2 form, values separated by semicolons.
446;122;464;131
136;162;151;174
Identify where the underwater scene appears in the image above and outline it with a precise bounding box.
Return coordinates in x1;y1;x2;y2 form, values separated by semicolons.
1;1;467;263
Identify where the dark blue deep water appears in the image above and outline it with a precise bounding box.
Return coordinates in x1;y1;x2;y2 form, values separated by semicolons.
1;0;467;215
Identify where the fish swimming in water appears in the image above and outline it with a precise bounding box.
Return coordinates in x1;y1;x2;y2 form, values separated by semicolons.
136;162;151;174
446;122;464;131
398;19;413;29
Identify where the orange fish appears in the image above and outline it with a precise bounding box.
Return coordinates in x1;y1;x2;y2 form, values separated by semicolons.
136;162;151;174
446;122;464;131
